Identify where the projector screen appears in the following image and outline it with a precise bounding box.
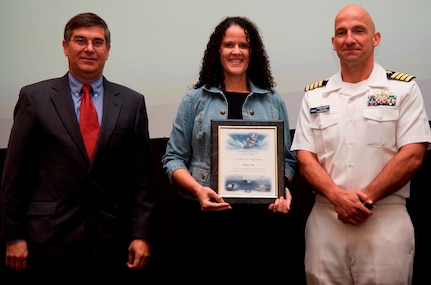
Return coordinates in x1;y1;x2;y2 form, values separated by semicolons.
1;0;430;148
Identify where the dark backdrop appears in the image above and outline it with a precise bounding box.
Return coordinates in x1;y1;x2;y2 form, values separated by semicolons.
0;136;429;284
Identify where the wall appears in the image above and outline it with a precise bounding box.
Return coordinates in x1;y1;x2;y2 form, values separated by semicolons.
1;0;431;147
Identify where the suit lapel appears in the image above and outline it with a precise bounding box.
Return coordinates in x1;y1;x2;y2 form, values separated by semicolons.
50;75;88;159
97;80;122;155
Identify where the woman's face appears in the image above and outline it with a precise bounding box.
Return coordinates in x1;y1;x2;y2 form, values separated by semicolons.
219;24;250;79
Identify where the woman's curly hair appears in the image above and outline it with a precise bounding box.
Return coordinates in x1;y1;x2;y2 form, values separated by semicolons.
194;16;275;92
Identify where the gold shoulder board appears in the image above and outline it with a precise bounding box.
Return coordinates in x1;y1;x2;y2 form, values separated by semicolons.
386;70;415;82
304;79;329;92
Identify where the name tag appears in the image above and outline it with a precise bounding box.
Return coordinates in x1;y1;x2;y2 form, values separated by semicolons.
310;105;330;114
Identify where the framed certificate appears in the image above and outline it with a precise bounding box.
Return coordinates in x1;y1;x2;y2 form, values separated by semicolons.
210;120;285;204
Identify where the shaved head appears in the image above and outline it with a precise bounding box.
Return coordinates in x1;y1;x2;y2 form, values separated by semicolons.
331;4;380;81
335;4;375;33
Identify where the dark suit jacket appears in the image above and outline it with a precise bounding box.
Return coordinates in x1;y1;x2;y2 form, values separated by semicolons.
0;74;156;271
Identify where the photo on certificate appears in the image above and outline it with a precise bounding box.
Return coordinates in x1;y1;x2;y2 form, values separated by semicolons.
210;120;285;204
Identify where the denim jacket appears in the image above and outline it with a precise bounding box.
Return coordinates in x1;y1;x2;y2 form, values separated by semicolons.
162;80;297;199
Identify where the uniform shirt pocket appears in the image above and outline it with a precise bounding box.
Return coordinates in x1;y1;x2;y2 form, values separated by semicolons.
363;108;399;147
310;113;338;153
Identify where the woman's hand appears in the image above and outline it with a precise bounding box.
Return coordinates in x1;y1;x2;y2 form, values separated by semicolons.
196;186;232;212
268;187;292;213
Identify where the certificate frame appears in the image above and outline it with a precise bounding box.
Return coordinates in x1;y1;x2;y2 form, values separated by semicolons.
210;120;285;204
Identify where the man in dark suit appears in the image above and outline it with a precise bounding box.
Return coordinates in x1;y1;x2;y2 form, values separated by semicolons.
0;12;156;283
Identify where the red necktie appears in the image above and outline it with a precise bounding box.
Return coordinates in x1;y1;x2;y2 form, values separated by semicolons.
79;84;99;161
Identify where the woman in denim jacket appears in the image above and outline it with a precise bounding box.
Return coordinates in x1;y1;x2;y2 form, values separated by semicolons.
162;16;300;283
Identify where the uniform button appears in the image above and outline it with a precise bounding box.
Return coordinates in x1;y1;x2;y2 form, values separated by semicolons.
249;110;255;115
220;109;226;115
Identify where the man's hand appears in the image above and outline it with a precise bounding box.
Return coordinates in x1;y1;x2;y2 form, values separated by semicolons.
332;190;373;225
127;238;150;269
5;240;28;271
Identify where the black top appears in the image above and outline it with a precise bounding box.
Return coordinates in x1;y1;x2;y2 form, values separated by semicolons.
224;91;248;119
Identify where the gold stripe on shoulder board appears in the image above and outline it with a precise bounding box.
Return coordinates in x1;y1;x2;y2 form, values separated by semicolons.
386;70;415;82
304;79;329;92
